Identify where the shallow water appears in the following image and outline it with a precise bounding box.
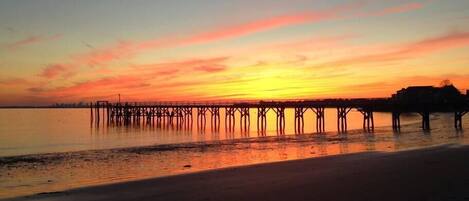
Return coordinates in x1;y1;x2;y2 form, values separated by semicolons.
0;109;468;198
0;108;418;157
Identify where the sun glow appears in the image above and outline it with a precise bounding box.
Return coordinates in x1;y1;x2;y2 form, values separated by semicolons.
1;1;469;105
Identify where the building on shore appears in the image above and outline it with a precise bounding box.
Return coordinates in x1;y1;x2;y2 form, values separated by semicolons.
392;85;464;104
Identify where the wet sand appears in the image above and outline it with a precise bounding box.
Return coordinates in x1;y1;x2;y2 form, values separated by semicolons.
5;144;469;201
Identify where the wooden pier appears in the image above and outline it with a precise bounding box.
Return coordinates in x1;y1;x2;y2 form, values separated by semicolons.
91;98;469;133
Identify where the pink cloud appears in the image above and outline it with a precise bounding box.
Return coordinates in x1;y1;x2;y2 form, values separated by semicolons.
39;1;426;80
370;2;424;16
47;76;147;96
404;31;469;53
132;57;229;76
265;35;355;52
42;2;363;79
73;41;141;66
38;64;71;79
34;56;229;99
69;11;339;67
40;75;216;101
316;31;469;67
152;2;365;47
185;12;335;45
6;34;61;50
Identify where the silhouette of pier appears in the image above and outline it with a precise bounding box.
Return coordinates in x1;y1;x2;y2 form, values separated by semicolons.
91;98;468;134
91;85;469;133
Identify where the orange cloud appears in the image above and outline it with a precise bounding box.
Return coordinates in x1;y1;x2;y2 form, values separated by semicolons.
194;65;227;73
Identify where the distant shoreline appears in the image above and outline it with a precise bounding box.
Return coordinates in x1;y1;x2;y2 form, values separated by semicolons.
0;106;90;109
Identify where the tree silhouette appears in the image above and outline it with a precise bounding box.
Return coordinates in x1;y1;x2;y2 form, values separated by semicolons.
439;79;452;87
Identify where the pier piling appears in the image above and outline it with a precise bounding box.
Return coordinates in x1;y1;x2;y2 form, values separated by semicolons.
392;112;401;132
360;110;374;132
454;111;467;130
257;107;269;134
419;111;431;131
312;107;325;133
337;107;351;133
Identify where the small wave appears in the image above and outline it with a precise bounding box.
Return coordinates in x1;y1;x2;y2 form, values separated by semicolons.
0;154;66;166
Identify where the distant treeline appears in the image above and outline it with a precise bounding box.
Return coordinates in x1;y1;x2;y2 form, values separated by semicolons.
0;102;91;109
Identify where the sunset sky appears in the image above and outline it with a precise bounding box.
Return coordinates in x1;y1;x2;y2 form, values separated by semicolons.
1;0;469;105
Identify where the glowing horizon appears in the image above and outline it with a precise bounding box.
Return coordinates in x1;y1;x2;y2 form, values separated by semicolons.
1;0;469;105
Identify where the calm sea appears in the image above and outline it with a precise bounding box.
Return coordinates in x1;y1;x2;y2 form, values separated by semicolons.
0;108;468;198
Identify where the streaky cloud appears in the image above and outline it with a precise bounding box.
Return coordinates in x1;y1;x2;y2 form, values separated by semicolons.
41;1;365;79
5;34;61;50
367;2;424;16
313;31;469;68
38;64;72;79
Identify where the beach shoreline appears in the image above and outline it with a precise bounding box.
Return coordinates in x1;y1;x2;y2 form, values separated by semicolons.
4;143;469;201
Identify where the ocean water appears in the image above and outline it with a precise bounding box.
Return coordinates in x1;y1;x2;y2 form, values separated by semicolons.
0;108;468;198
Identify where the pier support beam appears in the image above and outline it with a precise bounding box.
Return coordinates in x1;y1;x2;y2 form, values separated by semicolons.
95;102;100;124
239;107;250;133
257;107;269;135
294;107;307;134
197;107;208;132
166;108;174;126
311;107;325;133
174;107;184;129
123;103;131;125
163;108;170;127
359;110;374;132
156;107;164;128
134;104;141;124
93;101;109;126
182;108;193;130
225;107;236;133
392;112;401;132
90;102;94;125
106;104;110;125
273;107;285;134
145;107;152;125
454;111;467;130
337;107;351;133
210;107;220;132
418;111;431;131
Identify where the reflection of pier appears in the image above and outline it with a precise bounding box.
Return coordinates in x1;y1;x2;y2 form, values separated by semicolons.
92;97;469;133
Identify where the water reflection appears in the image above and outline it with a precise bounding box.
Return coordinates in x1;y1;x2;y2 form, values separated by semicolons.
1;109;469;198
90;109;466;145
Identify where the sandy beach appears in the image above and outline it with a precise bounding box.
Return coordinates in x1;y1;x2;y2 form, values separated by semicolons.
4;144;469;201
